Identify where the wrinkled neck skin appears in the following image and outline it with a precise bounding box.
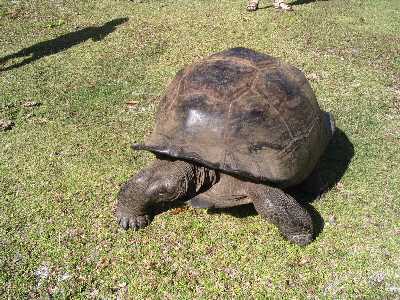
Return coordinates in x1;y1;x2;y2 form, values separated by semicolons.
117;158;217;217
156;158;218;200
190;161;219;195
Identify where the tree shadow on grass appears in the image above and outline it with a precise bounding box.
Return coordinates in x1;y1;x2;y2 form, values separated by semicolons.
257;0;327;10
0;17;128;72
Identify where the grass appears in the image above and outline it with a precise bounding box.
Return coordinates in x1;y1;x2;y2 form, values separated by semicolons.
1;0;399;298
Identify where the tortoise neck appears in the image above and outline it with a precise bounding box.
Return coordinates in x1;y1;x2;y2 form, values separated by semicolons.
167;159;218;198
193;163;218;194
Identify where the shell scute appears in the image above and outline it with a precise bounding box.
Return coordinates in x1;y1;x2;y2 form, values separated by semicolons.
182;59;257;99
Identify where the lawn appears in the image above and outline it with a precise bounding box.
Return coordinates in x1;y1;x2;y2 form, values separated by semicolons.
0;0;399;298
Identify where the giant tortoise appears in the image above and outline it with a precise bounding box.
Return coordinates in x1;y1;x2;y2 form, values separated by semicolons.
116;47;335;246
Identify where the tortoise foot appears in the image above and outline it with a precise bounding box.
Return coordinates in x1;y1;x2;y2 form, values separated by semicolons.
287;233;313;246
117;212;151;230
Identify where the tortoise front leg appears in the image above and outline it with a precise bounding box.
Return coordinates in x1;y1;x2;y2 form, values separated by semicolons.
116;159;217;230
247;183;313;245
117;159;192;230
116;173;153;230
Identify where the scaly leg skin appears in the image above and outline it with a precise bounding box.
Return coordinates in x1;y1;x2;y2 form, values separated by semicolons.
116;173;154;230
247;183;313;245
247;0;260;11
116;159;216;231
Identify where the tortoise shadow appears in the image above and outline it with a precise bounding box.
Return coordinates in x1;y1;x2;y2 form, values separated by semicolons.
205;127;354;238
290;127;354;204
0;17;128;72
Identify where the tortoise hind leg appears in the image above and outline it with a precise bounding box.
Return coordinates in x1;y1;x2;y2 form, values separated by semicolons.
247;183;313;245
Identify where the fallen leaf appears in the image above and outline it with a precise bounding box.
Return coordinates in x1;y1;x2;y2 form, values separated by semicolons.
170;206;189;215
126;101;139;108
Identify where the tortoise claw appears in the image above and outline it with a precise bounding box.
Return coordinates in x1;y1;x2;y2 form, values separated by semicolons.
117;214;151;231
287;233;313;246
119;216;129;230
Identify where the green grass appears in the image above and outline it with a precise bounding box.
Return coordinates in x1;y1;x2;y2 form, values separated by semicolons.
1;0;399;298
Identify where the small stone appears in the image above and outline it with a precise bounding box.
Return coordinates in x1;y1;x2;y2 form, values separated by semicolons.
388;286;400;294
327;215;337;226
382;249;391;258
35;264;50;286
369;272;385;285
22;101;41;107
335;182;345;191
0;119;14;131
306;73;321;81
90;288;99;298
58;272;71;282
323;280;341;296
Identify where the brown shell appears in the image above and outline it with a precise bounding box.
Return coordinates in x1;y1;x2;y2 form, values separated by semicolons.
133;48;330;187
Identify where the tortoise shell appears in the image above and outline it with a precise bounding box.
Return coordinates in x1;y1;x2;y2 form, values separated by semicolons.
133;48;330;187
